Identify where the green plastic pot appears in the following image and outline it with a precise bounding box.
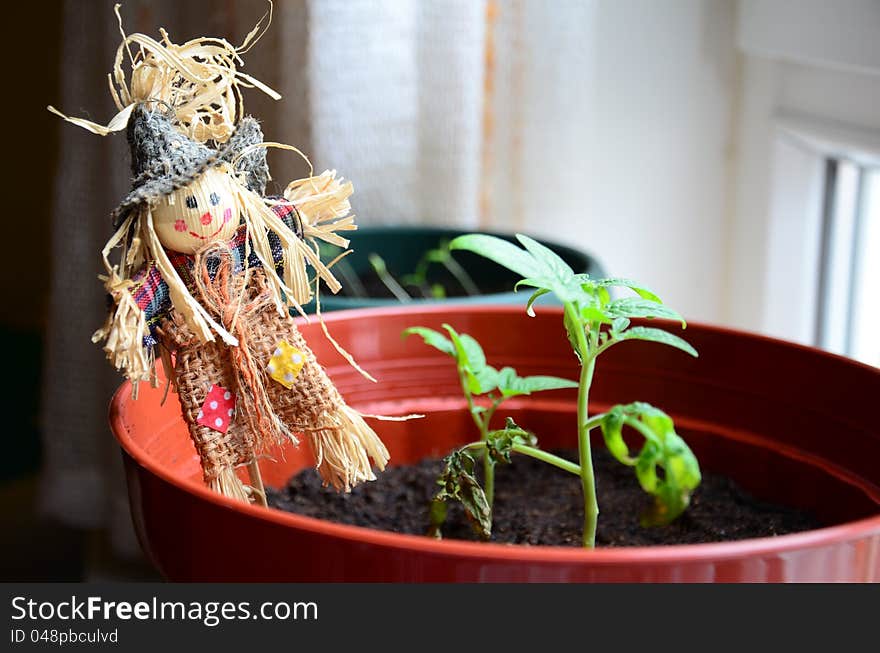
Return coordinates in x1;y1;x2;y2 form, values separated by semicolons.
308;226;604;312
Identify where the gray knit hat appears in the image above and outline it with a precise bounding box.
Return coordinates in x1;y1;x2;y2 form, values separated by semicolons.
113;103;269;226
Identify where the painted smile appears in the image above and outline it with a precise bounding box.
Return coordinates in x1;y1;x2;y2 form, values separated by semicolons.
188;208;233;240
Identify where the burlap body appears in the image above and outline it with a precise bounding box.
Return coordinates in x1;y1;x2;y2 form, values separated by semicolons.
159;269;343;484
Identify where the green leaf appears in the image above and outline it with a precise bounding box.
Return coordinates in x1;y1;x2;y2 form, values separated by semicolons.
611;316;630;333
596;278;662;303
515;234;575;282
600;408;635;465
526;288;552;316
425;246;449;264
458;333;487;370
451;233;586;305
486;417;538;463
600;402;702;526
606;297;686;327
449;234;544;279
635;443;660;493
442;324;487;371
514;277;552;291
619;327;698;358
497;371;578;397
403;326;455;357
563;308;583;361
466;365;499;395
580;304;613;324
428;326;498;394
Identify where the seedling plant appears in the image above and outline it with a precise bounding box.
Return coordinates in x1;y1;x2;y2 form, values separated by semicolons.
406;234;702;548
370;239;479;301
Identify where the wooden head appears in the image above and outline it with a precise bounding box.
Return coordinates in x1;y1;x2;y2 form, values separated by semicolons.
151;167;241;254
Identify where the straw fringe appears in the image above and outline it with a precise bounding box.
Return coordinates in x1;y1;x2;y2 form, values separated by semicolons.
91;272;154;398
93;212;155;395
306;406;390;492
285;170;357;250
210;466;251;503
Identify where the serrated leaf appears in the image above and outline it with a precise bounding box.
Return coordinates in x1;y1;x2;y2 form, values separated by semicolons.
515;234;575;282
596;278;662;303
619;327;698;357
449;234;544;279
606;298;686;327
403;326;455;356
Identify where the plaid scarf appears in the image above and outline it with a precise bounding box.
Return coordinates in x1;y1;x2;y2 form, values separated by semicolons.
130;200;301;348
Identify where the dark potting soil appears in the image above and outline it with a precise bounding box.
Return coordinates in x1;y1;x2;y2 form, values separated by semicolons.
267;448;823;547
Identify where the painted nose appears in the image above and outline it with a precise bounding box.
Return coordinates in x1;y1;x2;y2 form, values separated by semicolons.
200;212;212;225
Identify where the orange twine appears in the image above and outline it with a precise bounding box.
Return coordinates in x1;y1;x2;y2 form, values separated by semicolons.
193;243;293;452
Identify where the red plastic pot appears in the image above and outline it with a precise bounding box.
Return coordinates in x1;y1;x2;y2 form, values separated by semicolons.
111;305;880;581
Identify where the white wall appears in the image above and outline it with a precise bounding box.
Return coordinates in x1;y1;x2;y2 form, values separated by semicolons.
725;2;880;337
494;0;739;325
502;0;880;337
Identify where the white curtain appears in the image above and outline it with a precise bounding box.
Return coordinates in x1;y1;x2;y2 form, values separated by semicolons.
308;0;487;227
44;0;598;553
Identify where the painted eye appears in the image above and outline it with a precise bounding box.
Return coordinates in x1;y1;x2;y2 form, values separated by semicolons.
209;192;221;206
185;195;198;209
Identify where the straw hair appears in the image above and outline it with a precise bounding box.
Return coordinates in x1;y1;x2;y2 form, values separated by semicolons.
48;3;279;143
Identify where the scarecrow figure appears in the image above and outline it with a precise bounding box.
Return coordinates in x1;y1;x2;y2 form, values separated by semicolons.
51;8;390;504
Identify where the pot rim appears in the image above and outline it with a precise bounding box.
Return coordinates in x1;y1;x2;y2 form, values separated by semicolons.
111;304;880;564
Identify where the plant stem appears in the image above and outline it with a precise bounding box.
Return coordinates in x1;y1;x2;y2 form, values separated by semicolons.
442;257;480;296
578;357;598;547
480;399;502;507
334;257;367;298
510;444;581;476
458;369;495;507
368;254;412;302
566;302;599;548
